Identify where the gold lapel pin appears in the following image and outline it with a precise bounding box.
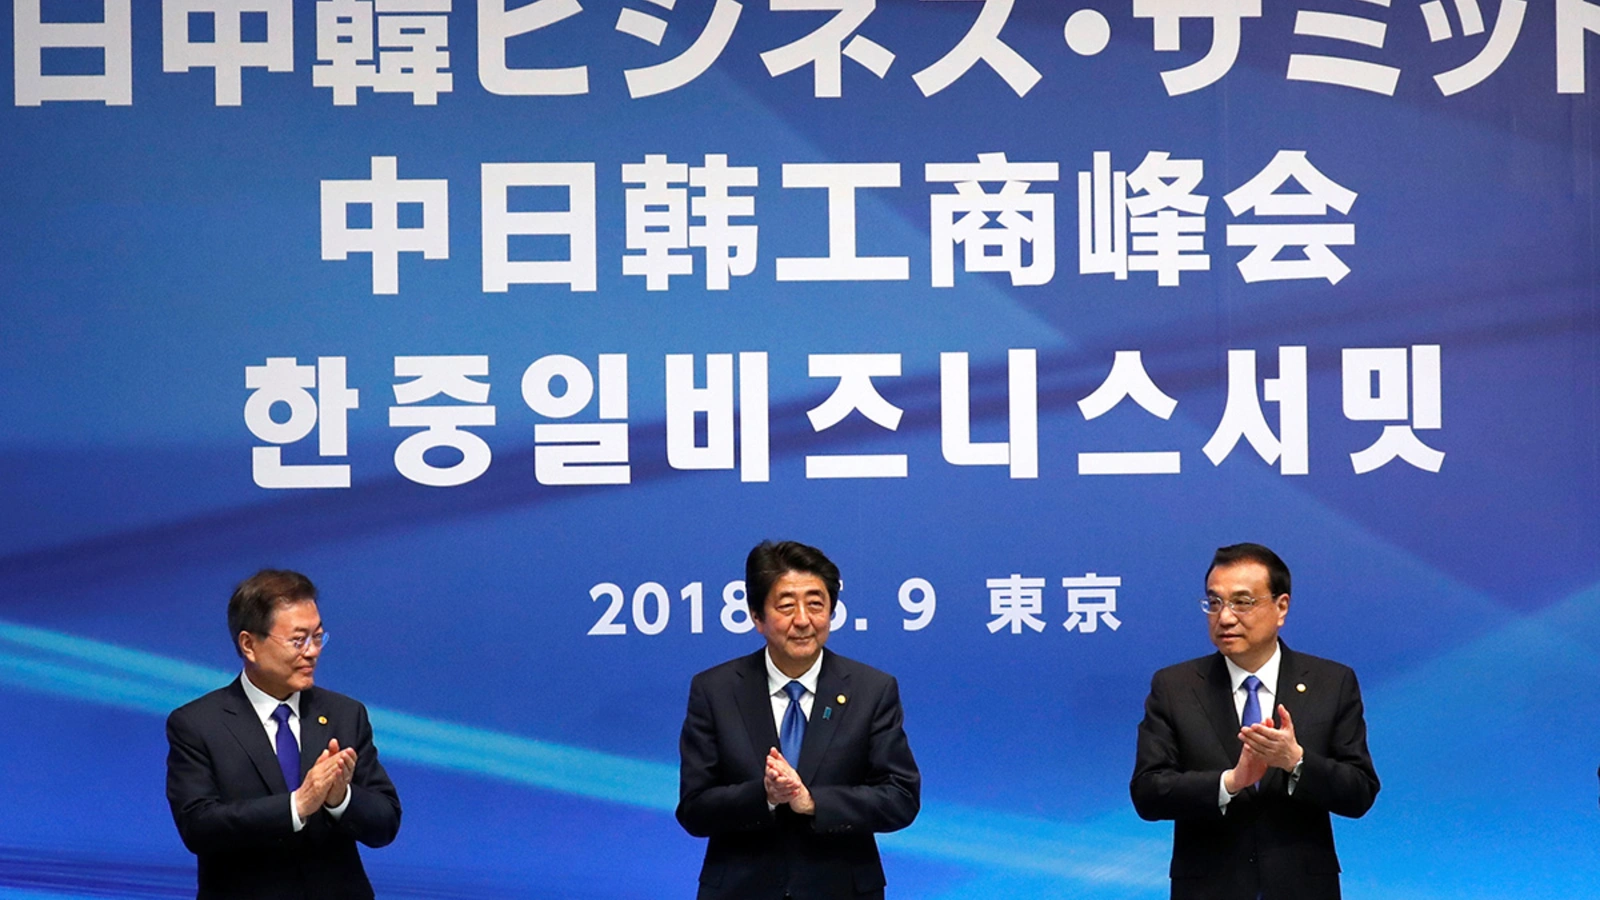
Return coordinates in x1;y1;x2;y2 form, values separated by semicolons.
836;694;847;705
1295;684;1306;693
318;716;328;725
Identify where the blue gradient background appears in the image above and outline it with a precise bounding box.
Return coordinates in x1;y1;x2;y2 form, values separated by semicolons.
1;1;1597;898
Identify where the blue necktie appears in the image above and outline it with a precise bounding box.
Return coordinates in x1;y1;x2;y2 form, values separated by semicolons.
1242;675;1264;790
272;704;301;791
780;681;807;766
1242;675;1262;727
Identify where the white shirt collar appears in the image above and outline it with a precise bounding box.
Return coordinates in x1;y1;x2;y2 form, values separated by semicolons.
239;670;301;726
1223;641;1283;696
765;648;824;698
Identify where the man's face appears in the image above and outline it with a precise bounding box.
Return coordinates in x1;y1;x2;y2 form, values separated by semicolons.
754;571;832;677
240;600;324;700
1206;560;1288;669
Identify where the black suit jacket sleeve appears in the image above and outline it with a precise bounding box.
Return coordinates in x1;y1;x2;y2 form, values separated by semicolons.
1289;665;1379;819
808;675;919;835
326;701;402;848
1130;669;1230;822
677;669;776;838
167;708;297;855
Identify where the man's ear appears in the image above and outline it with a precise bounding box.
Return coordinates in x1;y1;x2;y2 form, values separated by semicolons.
238;632;258;664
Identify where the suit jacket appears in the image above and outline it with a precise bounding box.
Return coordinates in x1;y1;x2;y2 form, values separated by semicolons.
166;678;402;900
1130;643;1379;900
677;649;920;900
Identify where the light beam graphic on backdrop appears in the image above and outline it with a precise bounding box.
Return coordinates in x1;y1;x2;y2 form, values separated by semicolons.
0;618;1165;891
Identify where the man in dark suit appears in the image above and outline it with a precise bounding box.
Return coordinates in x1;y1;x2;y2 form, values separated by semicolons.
1131;543;1379;900
166;569;401;900
678;541;920;900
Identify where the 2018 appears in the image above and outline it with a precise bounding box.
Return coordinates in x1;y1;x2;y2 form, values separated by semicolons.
587;578;936;635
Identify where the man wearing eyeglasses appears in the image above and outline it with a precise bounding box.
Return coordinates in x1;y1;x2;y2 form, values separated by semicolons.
1131;543;1379;900
166;569;401;900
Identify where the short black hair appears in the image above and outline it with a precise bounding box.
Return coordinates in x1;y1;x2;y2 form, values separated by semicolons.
227;569;317;657
1206;543;1291;597
745;541;840;620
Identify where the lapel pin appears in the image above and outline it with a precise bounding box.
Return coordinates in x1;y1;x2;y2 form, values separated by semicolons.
318;716;328;724
836;694;847;705
823;707;833;720
1295;684;1306;693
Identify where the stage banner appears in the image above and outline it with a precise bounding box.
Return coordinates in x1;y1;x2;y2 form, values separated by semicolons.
1;1;1597;897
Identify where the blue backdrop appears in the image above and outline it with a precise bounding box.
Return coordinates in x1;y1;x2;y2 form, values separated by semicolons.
2;0;1598;897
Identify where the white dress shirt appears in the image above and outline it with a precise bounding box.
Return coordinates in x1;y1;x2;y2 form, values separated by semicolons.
1224;643;1282;728
764;648;823;736
239;672;350;830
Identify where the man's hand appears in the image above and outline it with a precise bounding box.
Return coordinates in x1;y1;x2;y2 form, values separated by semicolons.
1239;704;1304;773
321;739;357;808
292;741;358;818
1224;740;1269;793
293;747;335;819
764;748;815;815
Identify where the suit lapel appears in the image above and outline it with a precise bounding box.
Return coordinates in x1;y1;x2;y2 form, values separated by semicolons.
796;652;848;785
220;678;291;794
1196;654;1243;765
736;650;782;764
298;687;326;780
1274;642;1308;737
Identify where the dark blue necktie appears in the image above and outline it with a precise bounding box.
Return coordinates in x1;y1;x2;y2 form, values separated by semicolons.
271;704;300;791
1242;675;1264;790
1241;675;1263;727
780;681;807;766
